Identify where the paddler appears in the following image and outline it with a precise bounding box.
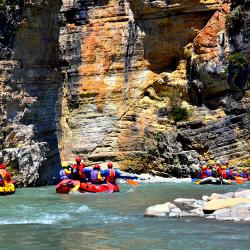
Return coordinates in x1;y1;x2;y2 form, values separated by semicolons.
59;163;72;180
71;156;87;181
0;163;13;183
89;164;104;184
103;162;121;184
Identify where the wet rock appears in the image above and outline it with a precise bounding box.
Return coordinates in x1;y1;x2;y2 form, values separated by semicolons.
203;198;250;214
234;190;250;198
213;206;250;222
144;202;177;217
169;207;182;218
173;198;197;207
189;208;204;217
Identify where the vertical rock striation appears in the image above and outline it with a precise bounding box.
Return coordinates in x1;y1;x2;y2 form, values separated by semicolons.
0;0;249;184
0;0;62;186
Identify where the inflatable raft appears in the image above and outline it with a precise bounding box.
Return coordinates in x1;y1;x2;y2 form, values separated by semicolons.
56;179;80;194
56;179;119;194
195;177;232;185
80;182;119;193
0;181;15;195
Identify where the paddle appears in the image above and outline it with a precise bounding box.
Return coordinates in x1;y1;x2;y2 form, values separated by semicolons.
126;179;138;186
69;182;81;194
235;177;244;185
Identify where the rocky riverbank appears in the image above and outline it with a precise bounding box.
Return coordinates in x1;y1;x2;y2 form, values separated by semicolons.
145;189;250;222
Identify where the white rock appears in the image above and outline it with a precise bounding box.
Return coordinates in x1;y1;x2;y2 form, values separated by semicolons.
144;202;176;217
174;198;197;206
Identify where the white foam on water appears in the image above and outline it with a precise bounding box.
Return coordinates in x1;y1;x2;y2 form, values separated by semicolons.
102;215;129;224
76;205;90;212
120;172;192;184
0;213;70;225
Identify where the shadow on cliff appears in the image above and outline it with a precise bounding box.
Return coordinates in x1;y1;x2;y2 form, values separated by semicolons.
11;0;63;185
125;0;215;74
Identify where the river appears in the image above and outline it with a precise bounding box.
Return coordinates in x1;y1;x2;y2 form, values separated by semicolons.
0;182;250;250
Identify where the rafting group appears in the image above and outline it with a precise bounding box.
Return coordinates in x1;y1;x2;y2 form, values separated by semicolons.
56;157;124;194
195;160;250;185
0;163;15;195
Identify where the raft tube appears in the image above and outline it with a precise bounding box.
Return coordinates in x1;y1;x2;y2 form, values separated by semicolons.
195;177;232;185
0;181;15;195
80;182;119;193
56;179;80;194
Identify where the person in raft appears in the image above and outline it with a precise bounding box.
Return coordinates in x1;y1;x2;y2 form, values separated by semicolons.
89;164;105;184
0;163;13;185
220;165;234;180
197;165;212;179
71;156;87;181
103;162;121;184
59;163;72;180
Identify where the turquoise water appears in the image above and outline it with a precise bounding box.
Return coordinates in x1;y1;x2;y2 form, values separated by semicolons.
0;183;250;250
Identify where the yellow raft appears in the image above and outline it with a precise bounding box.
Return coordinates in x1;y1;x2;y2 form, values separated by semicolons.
0;180;15;195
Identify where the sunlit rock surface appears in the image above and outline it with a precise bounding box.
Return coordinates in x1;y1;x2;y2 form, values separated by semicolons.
0;0;249;185
59;0;249;173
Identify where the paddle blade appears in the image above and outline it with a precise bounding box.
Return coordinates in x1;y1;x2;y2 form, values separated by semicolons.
235;177;244;184
69;183;80;194
126;179;138;186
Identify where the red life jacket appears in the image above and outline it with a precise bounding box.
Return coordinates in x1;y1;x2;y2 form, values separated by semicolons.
105;169;116;183
72;163;86;179
201;169;210;179
0;169;11;182
221;169;229;179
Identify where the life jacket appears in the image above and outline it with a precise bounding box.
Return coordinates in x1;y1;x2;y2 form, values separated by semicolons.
72;163;86;180
90;170;103;183
105;169;116;183
242;171;249;178
221;169;232;179
201;169;211;179
59;169;69;180
0;169;11;182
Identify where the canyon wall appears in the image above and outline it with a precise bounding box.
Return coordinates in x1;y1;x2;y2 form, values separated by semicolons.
59;0;250;174
0;0;249;185
0;0;62;186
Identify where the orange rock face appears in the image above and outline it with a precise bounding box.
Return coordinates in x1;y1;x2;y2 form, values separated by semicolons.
59;0;246;164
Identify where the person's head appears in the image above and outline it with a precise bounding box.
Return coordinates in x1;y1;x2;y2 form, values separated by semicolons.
222;165;227;170
216;160;221;166
75;156;81;164
94;164;101;170
62;163;68;168
202;165;207;170
107;162;113;168
0;163;6;169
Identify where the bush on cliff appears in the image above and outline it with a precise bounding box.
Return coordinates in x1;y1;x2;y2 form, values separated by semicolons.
169;106;189;122
227;52;249;91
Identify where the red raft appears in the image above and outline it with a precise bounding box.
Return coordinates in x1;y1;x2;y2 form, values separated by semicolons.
80;182;119;193
56;179;119;194
56;179;80;194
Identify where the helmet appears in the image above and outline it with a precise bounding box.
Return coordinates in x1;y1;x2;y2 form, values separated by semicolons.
202;165;207;170
62;163;68;168
107;162;113;168
94;164;101;170
75;157;81;163
0;163;6;169
222;165;227;170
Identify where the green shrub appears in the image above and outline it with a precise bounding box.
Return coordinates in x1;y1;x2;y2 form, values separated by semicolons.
228;52;248;68
154;132;164;141
169;106;189;122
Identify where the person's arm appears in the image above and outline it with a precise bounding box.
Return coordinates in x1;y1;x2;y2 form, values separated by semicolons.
115;169;122;177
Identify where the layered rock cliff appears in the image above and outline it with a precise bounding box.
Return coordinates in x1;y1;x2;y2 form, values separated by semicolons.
0;0;62;186
0;0;249;185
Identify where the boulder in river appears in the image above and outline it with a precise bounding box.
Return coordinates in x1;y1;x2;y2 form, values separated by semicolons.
203;198;250;214
144;202;177;217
